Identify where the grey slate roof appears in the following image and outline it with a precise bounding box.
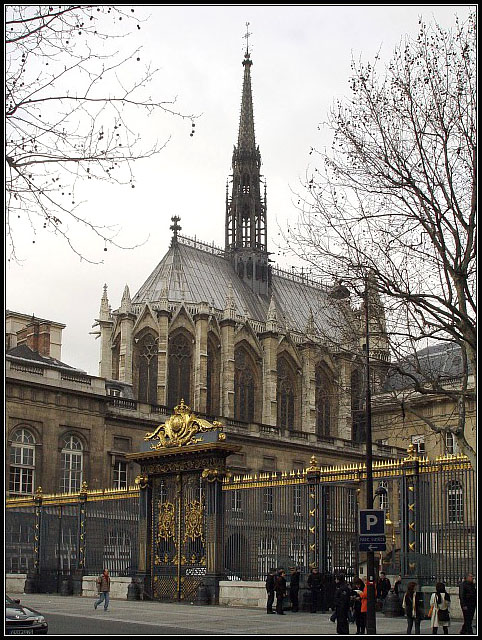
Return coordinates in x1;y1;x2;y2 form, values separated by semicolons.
6;344;80;371
383;342;471;391
132;239;341;338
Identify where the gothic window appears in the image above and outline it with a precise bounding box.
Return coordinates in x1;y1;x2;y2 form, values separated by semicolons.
206;335;220;415
316;365;332;437
234;346;256;422
246;257;253;279
351;368;365;443
168;331;192;408
112;336;120;380
137;333;158;405
237;259;244;278
277;356;295;430
9;428;35;495
60;434;83;493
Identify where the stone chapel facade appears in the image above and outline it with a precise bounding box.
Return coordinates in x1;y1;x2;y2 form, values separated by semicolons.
93;48;396;473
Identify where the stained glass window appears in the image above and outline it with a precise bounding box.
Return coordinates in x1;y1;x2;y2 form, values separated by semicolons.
206;335;220;415
316;366;332;437
138;333;158;405
277;356;295;430
234;346;256;422
168;331;192;407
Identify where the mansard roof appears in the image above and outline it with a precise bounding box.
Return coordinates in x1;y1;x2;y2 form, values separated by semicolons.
132;236;341;339
6;344;80;371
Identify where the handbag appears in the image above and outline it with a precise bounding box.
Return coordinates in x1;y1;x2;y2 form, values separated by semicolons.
438;608;450;622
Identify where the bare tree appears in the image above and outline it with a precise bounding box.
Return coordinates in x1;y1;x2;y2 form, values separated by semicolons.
6;5;195;263
287;14;476;464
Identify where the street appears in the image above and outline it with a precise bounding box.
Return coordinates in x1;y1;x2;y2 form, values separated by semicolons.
8;594;474;635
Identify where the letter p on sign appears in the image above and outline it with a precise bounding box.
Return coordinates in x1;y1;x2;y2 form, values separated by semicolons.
366;515;378;531
359;509;385;535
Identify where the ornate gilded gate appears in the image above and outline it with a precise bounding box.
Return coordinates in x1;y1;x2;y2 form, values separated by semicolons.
151;471;206;601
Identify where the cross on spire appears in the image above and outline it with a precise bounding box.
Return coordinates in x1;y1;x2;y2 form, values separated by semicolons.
170;215;181;246
243;21;252;56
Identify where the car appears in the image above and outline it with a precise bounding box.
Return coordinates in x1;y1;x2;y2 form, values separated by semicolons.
5;595;48;635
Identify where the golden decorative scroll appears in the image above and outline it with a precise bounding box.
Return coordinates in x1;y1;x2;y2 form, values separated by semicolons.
145;399;223;449
183;498;205;543
157;502;176;542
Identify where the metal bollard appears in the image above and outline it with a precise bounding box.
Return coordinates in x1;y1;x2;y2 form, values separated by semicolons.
59;575;73;596
127;579;140;601
383;590;404;617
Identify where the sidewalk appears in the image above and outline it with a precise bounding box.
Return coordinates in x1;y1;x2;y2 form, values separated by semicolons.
11;594;474;635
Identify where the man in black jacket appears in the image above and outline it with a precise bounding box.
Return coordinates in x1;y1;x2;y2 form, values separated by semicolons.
376;572;391;601
334;574;352;635
289;566;300;613
307;566;323;613
459;573;477;634
265;568;277;614
275;569;287;615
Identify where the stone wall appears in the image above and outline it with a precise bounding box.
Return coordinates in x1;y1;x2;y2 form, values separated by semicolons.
218;580;266;608
5;574;27;594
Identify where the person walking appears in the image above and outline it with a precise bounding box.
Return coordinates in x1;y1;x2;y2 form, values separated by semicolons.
265;568;277;614
307;566;323;613
376;571;391;602
352;577;366;634
403;581;425;634
459;573;477;634
334;574;352;635
289;566;300;613
429;582;451;635
275;569;287;615
94;569;110;611
394;575;402;596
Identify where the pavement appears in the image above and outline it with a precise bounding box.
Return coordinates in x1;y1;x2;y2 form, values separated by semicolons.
10;594;475;636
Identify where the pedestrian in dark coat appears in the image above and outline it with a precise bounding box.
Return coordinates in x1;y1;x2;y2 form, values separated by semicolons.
307;566;323;613
289;566;300;613
334;574;352;635
352;577;366;634
265;568;277;614
459;573;476;634
376;572;391;601
403;581;425;634
275;569;287;615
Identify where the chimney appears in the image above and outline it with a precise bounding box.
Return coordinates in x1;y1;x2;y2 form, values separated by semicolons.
17;318;53;358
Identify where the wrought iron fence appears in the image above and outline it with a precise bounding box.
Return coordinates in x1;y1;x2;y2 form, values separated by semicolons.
5;453;476;593
6;486;139;592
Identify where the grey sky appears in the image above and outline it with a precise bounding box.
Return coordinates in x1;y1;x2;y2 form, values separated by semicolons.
5;5;474;375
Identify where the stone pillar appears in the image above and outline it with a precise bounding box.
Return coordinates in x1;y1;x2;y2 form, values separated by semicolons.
300;344;316;432
193;304;209;413
260;332;278;426
337;357;353;440
220;319;236;418
97;284;113;379
157;309;170;406
119;285;135;384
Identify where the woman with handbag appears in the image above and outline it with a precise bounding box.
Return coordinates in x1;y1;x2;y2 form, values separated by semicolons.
429;582;451;634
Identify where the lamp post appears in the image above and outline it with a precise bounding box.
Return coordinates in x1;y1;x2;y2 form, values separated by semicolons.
329;273;377;633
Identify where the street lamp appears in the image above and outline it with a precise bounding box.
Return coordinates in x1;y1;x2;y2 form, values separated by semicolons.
329;274;377;634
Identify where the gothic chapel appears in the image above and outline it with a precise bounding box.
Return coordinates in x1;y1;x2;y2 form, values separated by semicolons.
94;46;392;473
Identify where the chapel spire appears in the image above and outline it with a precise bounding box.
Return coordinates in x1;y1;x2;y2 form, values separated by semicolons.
226;25;270;296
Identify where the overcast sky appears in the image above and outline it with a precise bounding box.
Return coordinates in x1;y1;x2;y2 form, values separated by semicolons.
5;4;474;376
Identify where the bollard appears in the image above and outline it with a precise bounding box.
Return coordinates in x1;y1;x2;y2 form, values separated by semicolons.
383;590;404;617
193;582;210;605
59;574;73;596
127;579;140;601
24;575;39;594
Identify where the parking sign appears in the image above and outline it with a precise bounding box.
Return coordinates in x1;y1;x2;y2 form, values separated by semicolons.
359;509;385;535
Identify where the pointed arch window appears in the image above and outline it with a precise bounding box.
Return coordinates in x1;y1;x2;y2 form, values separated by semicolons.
138;333;158;405
234;346;256;422
277;356;295;430
168;331;192;407
316;366;332;437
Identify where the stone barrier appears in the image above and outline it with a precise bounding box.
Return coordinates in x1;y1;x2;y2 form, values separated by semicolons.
219;581;266;608
82;575;132;600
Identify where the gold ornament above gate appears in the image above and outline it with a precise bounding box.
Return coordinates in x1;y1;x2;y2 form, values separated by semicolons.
145;399;224;449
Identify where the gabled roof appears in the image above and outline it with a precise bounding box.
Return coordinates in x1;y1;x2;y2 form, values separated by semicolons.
6;344;80;371
131;238;342;339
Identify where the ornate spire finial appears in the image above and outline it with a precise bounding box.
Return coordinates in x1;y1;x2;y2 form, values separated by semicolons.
243;21;252;57
120;284;132;314
170;215;181;246
99;284;110;321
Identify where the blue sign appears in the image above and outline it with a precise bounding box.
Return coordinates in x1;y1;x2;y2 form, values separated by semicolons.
359;509;385;536
359;540;387;552
359;535;386;544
